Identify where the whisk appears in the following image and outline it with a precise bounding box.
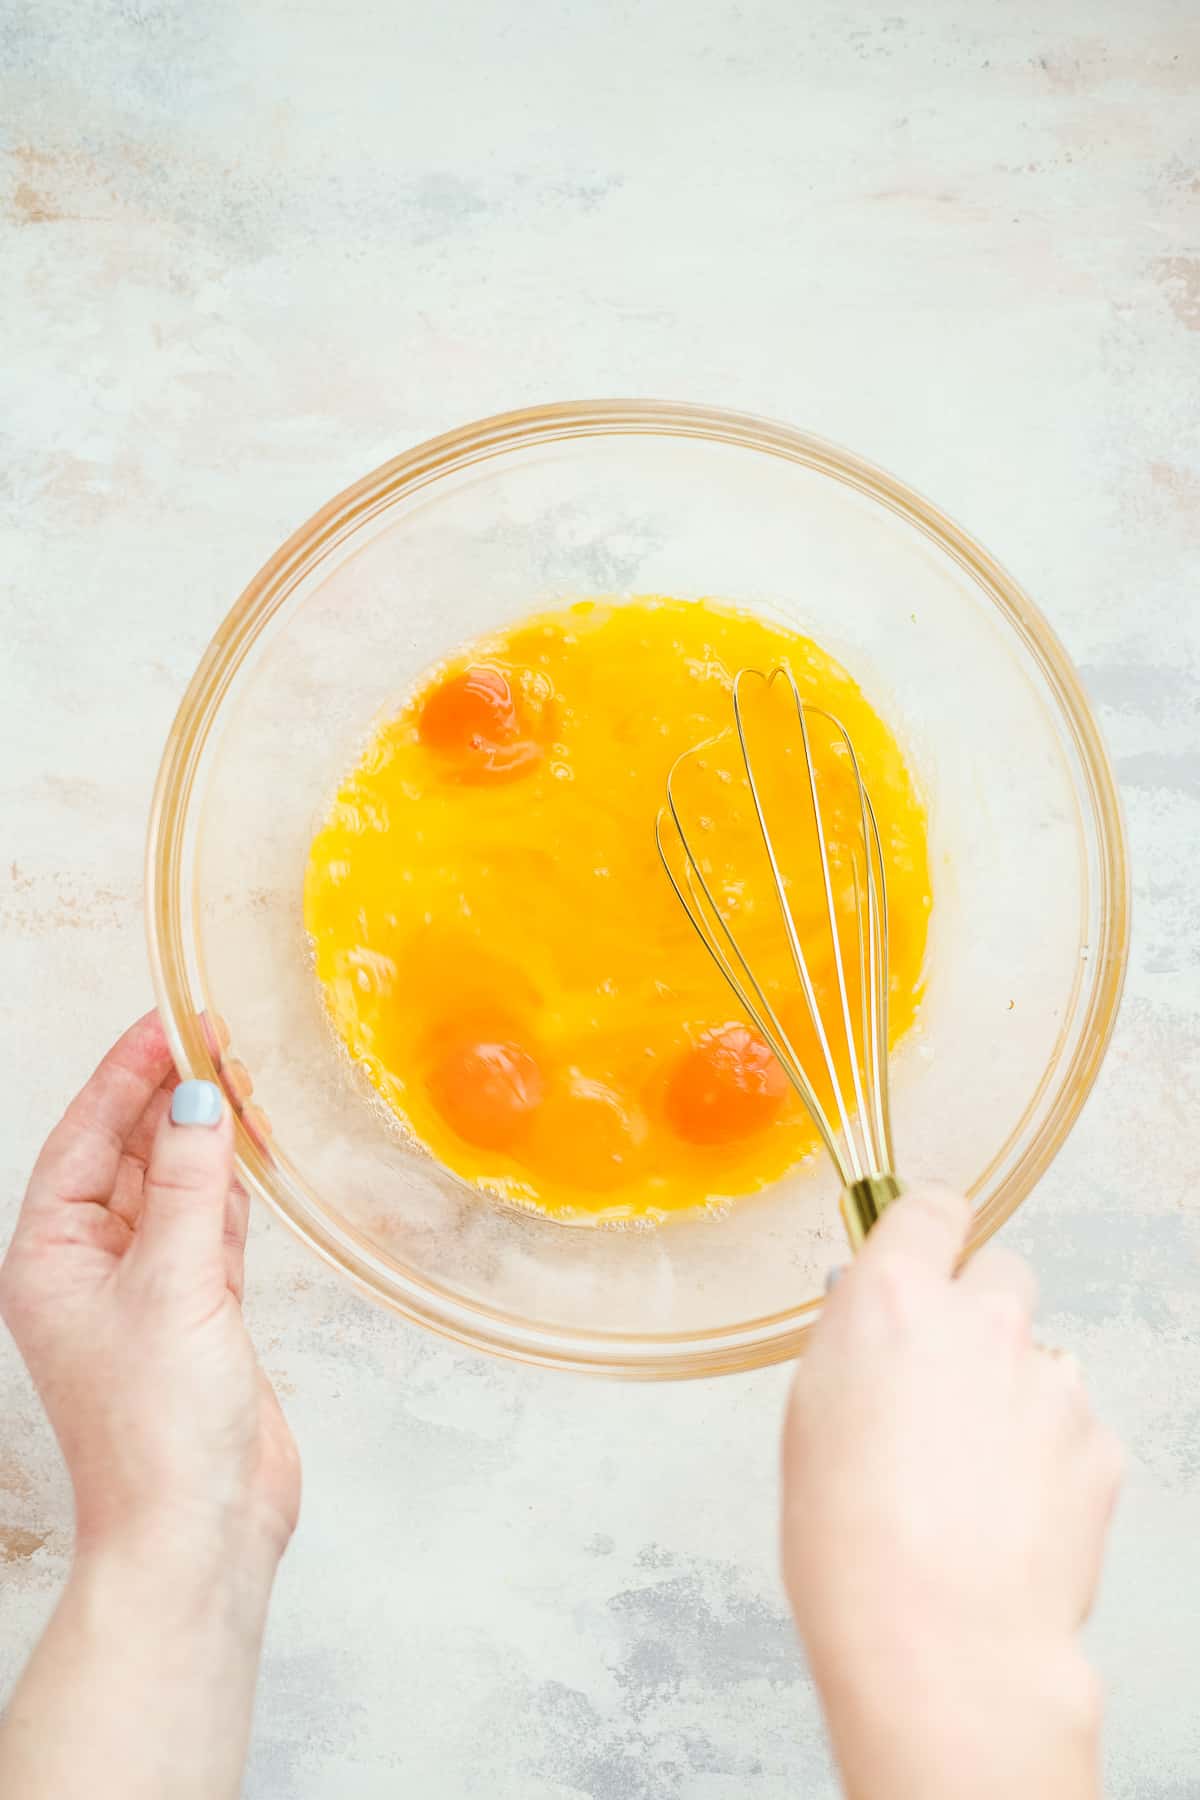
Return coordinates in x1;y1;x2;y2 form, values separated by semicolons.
656;665;901;1251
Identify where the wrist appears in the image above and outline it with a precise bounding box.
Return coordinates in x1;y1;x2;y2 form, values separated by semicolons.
70;1514;281;1637
73;1478;290;1587
814;1630;1101;1800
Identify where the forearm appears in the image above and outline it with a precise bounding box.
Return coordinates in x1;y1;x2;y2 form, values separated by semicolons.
0;1538;277;1800
815;1639;1102;1800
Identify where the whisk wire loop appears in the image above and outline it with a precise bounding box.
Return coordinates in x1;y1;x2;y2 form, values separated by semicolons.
656;768;847;1177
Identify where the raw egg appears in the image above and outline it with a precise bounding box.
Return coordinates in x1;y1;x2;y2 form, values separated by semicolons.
304;597;930;1221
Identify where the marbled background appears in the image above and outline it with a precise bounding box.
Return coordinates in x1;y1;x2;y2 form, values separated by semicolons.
2;2;1198;1794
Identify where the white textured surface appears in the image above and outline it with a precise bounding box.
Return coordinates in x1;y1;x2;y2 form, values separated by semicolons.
2;4;1198;1794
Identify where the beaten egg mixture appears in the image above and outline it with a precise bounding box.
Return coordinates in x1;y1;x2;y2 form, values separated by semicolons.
304;598;930;1222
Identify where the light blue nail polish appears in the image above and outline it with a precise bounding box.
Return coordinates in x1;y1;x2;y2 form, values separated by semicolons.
824;1266;844;1294
171;1079;223;1127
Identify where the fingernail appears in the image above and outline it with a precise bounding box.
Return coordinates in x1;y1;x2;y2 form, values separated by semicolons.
824;1266;844;1294
170;1080;224;1128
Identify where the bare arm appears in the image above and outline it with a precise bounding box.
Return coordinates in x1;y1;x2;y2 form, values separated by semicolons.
1;1538;275;1798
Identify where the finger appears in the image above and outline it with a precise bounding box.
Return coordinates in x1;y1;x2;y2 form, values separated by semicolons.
1030;1343;1095;1430
121;1068;182;1168
1091;1424;1126;1515
958;1247;1038;1335
108;1080;178;1227
224;1179;251;1303
1039;1345;1084;1382
853;1182;971;1283
129;1080;234;1297
29;1013;175;1211
201;1010;231;1058
1073;1424;1125;1629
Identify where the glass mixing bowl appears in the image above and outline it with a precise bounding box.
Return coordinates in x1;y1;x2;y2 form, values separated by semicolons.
146;401;1128;1377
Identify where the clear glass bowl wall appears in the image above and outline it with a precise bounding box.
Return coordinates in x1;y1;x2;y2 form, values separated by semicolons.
147;403;1128;1376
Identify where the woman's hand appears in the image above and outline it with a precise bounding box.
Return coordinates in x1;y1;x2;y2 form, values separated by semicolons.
782;1185;1123;1800
0;1012;300;1800
0;1010;299;1567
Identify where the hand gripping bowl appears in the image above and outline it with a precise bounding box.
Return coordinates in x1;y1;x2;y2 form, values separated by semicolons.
146;401;1129;1378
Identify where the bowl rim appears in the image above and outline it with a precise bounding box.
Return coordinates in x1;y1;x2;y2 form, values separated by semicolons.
146;397;1130;1378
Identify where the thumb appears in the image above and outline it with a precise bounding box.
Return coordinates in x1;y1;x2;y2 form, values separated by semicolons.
133;1079;235;1294
850;1181;972;1282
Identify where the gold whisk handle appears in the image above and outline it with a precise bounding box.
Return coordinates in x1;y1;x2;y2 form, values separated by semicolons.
840;1174;903;1251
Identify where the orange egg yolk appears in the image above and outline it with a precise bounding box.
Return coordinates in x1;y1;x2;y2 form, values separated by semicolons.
665;1024;789;1146
418;665;543;780
427;1039;543;1149
304;596;931;1222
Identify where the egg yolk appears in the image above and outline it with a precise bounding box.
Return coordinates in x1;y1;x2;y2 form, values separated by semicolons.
418;665;543;780
304;596;931;1222
665;1024;789;1146
427;1039;543;1149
